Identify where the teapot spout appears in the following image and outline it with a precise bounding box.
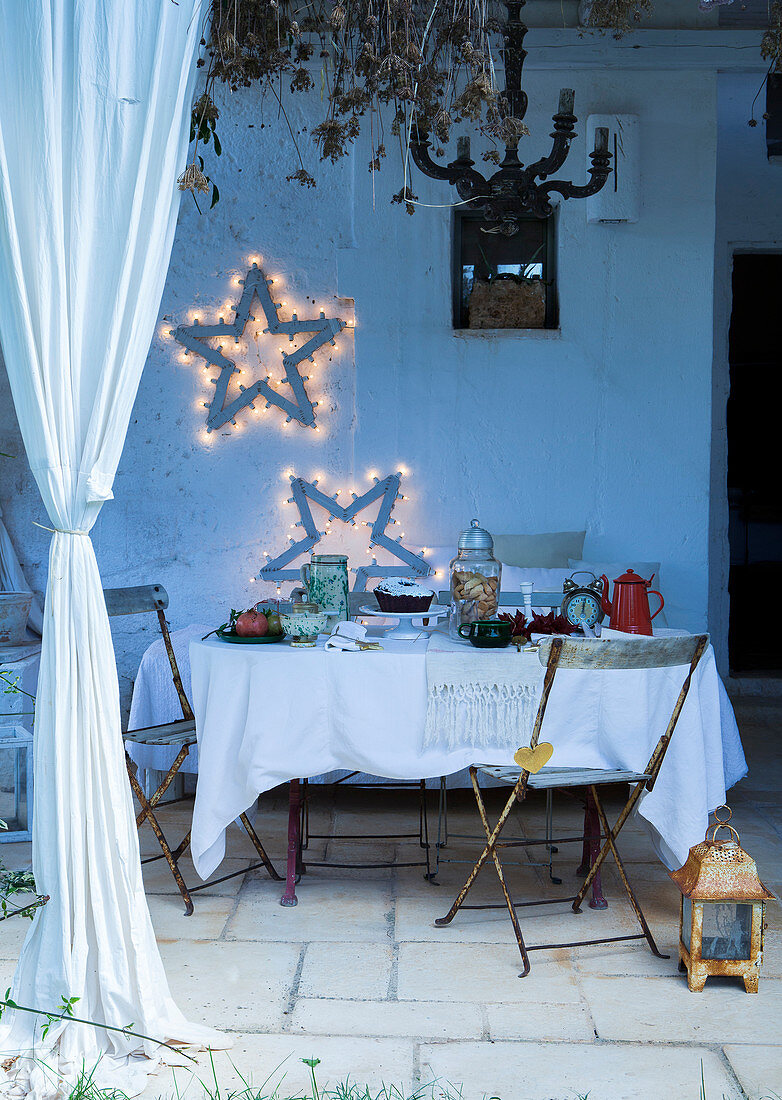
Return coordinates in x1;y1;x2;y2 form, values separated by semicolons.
599;574;612;618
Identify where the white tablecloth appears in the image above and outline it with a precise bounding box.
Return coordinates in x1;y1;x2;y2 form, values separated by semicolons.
127;624;453;788
189;632;746;880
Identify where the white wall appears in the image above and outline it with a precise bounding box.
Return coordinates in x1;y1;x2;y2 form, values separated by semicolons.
0;66;718;710
709;72;782;677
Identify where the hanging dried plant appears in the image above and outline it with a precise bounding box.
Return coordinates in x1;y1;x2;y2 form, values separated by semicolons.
178;163;211;195
761;2;782;74
204;0;507;192
579;0;652;37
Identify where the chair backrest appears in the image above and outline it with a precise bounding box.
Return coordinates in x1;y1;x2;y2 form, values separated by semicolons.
103;584;193;723
536;634;707;671
523;633;709;793
103;584;168;617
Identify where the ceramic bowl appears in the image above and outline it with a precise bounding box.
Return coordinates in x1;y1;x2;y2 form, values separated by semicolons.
279;610;330;646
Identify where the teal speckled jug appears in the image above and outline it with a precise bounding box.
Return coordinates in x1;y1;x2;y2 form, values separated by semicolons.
300;555;349;629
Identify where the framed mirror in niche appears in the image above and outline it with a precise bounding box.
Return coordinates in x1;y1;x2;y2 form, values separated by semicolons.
453;210;557;331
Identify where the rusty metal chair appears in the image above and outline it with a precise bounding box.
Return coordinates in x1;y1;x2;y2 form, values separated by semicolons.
106;585;281;914
435;633;709;975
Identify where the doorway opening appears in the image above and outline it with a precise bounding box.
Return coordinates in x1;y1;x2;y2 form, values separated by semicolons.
727;252;782;673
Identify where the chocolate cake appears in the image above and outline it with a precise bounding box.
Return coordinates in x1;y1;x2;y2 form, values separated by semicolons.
373;578;435;613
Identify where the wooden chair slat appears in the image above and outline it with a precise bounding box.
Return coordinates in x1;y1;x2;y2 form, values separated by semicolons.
537;634;708;671
124;719;196;746
104;584;168;617
478;764;650;788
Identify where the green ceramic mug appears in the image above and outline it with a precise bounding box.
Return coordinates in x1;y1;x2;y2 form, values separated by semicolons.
458;619;513;648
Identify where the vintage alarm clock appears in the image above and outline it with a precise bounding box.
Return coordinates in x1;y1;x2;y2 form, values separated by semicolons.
561;571;606;629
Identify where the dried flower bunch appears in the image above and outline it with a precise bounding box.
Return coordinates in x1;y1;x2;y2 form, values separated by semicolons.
761;1;782;73
181;0;778;203
580;0;653;38
201;0;534;190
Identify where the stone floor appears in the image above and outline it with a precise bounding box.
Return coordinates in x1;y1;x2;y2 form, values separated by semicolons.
1;698;781;1099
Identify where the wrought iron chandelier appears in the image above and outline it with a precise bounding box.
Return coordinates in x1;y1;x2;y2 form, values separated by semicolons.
409;0;613;235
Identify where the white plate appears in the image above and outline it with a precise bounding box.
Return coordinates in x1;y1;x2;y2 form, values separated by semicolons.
357;604;448;640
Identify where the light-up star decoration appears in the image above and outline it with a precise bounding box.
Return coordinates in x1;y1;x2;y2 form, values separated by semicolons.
174;262;345;432
260;472;431;592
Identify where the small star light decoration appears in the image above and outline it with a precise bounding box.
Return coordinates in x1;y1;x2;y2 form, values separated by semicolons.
260;472;432;592
174;261;345;432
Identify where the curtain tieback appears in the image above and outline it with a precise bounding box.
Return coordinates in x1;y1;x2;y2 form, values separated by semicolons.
33;521;90;537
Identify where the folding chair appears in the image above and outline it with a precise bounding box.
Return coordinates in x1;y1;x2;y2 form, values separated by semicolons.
106;585;281;915
435;633;709;975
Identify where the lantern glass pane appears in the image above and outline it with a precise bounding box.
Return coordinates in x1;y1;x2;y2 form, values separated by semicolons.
682;895;692;952
0;739;29;834
701;901;753;960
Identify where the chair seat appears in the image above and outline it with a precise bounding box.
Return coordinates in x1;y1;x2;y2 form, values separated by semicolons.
477;764;651;789
123;718;196;748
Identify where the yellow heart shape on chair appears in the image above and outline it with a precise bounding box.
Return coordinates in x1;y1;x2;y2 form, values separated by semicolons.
514;742;554;774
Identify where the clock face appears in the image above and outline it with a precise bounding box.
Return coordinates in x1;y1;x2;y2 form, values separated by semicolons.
563;590;602;628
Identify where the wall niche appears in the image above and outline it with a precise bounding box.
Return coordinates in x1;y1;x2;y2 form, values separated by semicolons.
453;210;557;331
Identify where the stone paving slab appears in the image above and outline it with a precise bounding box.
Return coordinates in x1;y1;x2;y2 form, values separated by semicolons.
394;890;639;946
148;894;235;942
290;998;484;1039
485;1000;595;1041
397;942;581;1003
159;940;301;1032
581;974;782;1043
419;1040;743;1100
138;1033;416;1100
226;879;394;943
572;940;683;977
298;941;393;999
723;1043;782;1098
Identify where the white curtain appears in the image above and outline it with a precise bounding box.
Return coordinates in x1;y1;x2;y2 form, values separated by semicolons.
0;2;227;1095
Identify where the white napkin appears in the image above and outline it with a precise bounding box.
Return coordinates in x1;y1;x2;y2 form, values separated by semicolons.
325;621;372;651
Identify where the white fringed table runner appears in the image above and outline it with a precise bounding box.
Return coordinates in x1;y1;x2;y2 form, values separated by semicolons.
425;634;542;750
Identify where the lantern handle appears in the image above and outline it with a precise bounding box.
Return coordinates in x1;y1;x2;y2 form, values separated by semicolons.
707;822;741;846
706;805;740;846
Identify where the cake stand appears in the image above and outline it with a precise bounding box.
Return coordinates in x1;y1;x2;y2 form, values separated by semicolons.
357;604;448;641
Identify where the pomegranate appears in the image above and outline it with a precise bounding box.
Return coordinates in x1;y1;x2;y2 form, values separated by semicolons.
235;609;269;637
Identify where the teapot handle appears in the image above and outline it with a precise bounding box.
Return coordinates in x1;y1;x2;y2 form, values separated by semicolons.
649;590;664;621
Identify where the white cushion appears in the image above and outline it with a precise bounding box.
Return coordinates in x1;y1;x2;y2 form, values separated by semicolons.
499;565;570;593
494;531;586;568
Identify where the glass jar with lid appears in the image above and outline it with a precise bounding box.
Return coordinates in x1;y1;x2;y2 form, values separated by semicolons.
449;519;502;640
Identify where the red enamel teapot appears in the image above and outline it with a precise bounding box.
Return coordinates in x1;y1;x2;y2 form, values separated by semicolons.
599;569;664;636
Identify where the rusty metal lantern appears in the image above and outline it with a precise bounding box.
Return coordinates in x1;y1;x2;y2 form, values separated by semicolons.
670;807;774;993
